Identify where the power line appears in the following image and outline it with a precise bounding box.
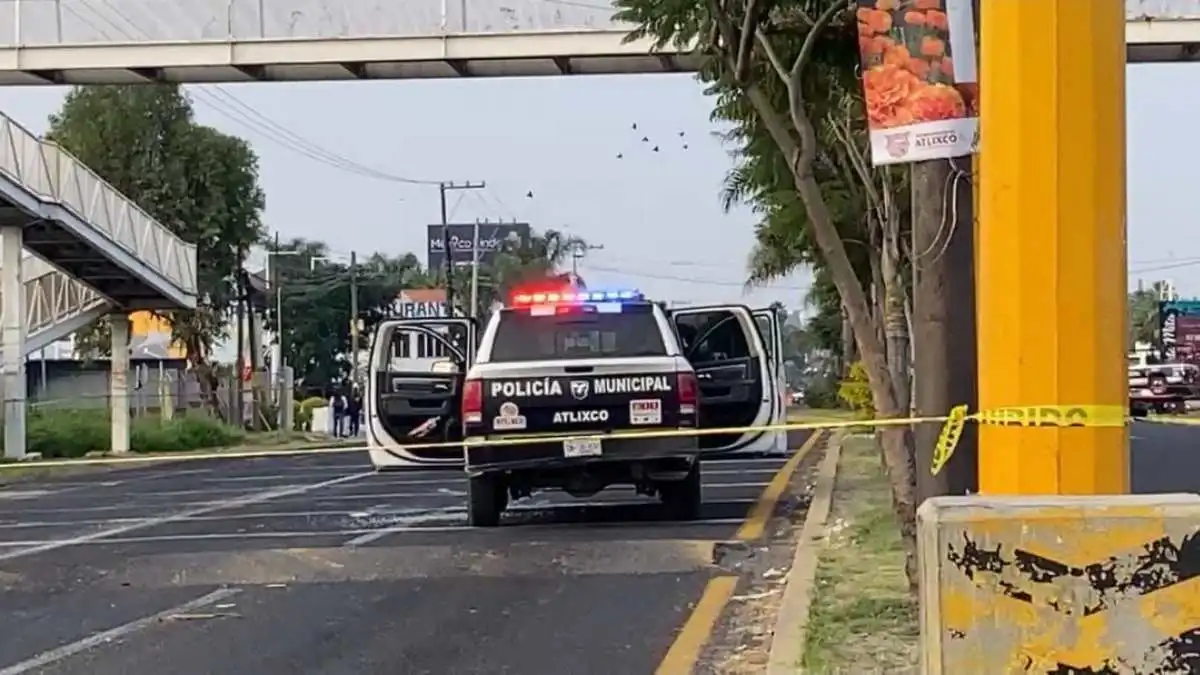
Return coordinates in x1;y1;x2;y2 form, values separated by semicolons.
584;263;810;291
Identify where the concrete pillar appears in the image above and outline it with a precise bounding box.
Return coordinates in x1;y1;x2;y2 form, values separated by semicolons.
110;313;130;454
1;226;25;460
918;495;1200;673
976;0;1128;493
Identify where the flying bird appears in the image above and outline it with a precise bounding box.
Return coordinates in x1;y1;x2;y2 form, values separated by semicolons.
525;191;534;198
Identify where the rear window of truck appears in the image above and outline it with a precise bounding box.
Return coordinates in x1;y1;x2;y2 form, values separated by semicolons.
488;305;667;362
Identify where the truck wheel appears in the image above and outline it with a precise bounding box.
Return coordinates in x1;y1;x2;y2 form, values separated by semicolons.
1149;375;1168;396
659;462;702;521
467;474;505;527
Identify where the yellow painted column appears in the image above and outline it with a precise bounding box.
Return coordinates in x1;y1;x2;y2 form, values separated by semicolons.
977;0;1129;494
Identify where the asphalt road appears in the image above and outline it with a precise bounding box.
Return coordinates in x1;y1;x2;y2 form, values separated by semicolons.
0;431;817;675
1131;420;1200;494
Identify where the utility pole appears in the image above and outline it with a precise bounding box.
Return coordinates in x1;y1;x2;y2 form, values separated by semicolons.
912;0;979;498
569;240;603;281
438;181;486;316
469;218;483;319
271;232;282;392
349;250;360;386
234;246;245;428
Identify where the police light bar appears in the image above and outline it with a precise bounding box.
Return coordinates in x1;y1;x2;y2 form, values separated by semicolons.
510;289;644;307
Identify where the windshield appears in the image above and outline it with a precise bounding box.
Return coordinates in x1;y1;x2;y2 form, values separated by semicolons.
488;305;666;362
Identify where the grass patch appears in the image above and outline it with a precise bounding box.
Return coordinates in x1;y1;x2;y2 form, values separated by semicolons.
786;408;858;423
802;434;919;673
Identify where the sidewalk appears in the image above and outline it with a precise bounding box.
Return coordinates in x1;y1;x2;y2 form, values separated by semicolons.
767;432;918;674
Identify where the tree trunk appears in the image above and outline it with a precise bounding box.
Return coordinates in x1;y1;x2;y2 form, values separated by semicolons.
741;80;918;586
911;159;979;500
840;313;856;377
882;202;918;591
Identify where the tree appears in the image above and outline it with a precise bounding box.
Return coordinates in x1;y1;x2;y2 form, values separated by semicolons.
453;229;586;319
48;85;266;414
267;239;423;388
1129;282;1168;348
616;0;921;586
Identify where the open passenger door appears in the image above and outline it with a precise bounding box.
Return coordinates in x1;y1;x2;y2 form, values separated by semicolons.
752;307;789;454
668;304;782;454
367;317;478;463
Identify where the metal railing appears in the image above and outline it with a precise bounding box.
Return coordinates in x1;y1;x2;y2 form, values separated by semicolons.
0;110;197;297
0;0;624;45
0;0;1193;47
22;254;107;339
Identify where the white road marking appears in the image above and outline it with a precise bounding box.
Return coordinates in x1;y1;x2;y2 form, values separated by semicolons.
0;517;751;547
0;472;375;562
0;588;241;675
127;476;463;498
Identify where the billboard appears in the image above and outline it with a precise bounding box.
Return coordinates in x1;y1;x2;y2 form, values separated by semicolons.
426;223;531;271
1160;301;1200;363
856;0;979;165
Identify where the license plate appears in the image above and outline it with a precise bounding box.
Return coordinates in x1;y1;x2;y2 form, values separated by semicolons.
563;438;602;458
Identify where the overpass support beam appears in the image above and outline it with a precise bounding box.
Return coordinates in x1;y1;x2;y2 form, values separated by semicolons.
1;226;24;460
110;313;130;454
977;0;1128;494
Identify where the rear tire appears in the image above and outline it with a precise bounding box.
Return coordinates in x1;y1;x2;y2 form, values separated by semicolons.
467;474;506;527
659;461;702;521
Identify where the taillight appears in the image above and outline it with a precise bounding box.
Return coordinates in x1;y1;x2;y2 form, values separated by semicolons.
677;371;697;416
463;378;482;424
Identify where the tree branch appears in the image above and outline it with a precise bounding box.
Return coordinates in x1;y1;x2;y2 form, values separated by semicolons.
734;0;760;82
786;0;850;178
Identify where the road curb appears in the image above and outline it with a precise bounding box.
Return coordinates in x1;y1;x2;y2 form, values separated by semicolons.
764;430;843;675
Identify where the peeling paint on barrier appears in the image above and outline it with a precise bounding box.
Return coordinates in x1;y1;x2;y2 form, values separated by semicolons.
917;494;1200;674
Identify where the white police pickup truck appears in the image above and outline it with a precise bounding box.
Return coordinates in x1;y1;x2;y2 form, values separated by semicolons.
364;287;787;527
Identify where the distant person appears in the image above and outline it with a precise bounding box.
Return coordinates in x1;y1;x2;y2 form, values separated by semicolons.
330;390;348;437
347;386;363;437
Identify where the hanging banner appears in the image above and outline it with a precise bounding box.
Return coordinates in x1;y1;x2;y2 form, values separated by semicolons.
856;0;979;166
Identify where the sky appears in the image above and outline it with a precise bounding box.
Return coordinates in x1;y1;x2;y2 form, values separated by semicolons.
2;74;811;313
0;61;1193;317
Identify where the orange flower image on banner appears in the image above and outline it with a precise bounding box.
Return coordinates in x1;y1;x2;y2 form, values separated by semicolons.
856;0;977;132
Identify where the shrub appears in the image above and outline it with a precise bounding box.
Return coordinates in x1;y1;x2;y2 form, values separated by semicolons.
803;374;841;409
297;396;328;432
837;361;876;418
8;408;245;458
131;415;245;454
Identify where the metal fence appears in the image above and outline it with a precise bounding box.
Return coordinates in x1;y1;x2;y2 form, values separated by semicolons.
9;361;294;430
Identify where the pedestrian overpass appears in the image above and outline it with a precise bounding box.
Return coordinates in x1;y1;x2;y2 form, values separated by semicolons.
0;111;198;459
0;0;1194;84
0;0;1189;461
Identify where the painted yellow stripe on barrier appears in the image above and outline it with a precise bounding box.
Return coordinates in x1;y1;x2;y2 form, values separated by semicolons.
735;430;825;542
654;575;738;675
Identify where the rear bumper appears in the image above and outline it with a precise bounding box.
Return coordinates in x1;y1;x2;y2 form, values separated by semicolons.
464;433;700;475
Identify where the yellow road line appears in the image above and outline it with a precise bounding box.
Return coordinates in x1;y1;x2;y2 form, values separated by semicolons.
734;429;825;542
654;575;739;675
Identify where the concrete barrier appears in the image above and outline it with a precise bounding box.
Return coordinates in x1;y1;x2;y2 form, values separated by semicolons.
917;494;1200;673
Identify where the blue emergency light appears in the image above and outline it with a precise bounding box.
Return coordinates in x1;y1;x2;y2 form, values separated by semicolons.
510;288;644;307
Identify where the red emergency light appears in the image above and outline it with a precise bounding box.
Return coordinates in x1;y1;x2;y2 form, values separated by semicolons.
509;287;643;307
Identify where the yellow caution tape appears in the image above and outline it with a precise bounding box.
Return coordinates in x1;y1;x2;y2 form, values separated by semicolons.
930;404;1129;476
0;403;1190;474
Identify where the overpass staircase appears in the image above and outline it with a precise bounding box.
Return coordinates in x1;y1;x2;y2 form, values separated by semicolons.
0;111;198;360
